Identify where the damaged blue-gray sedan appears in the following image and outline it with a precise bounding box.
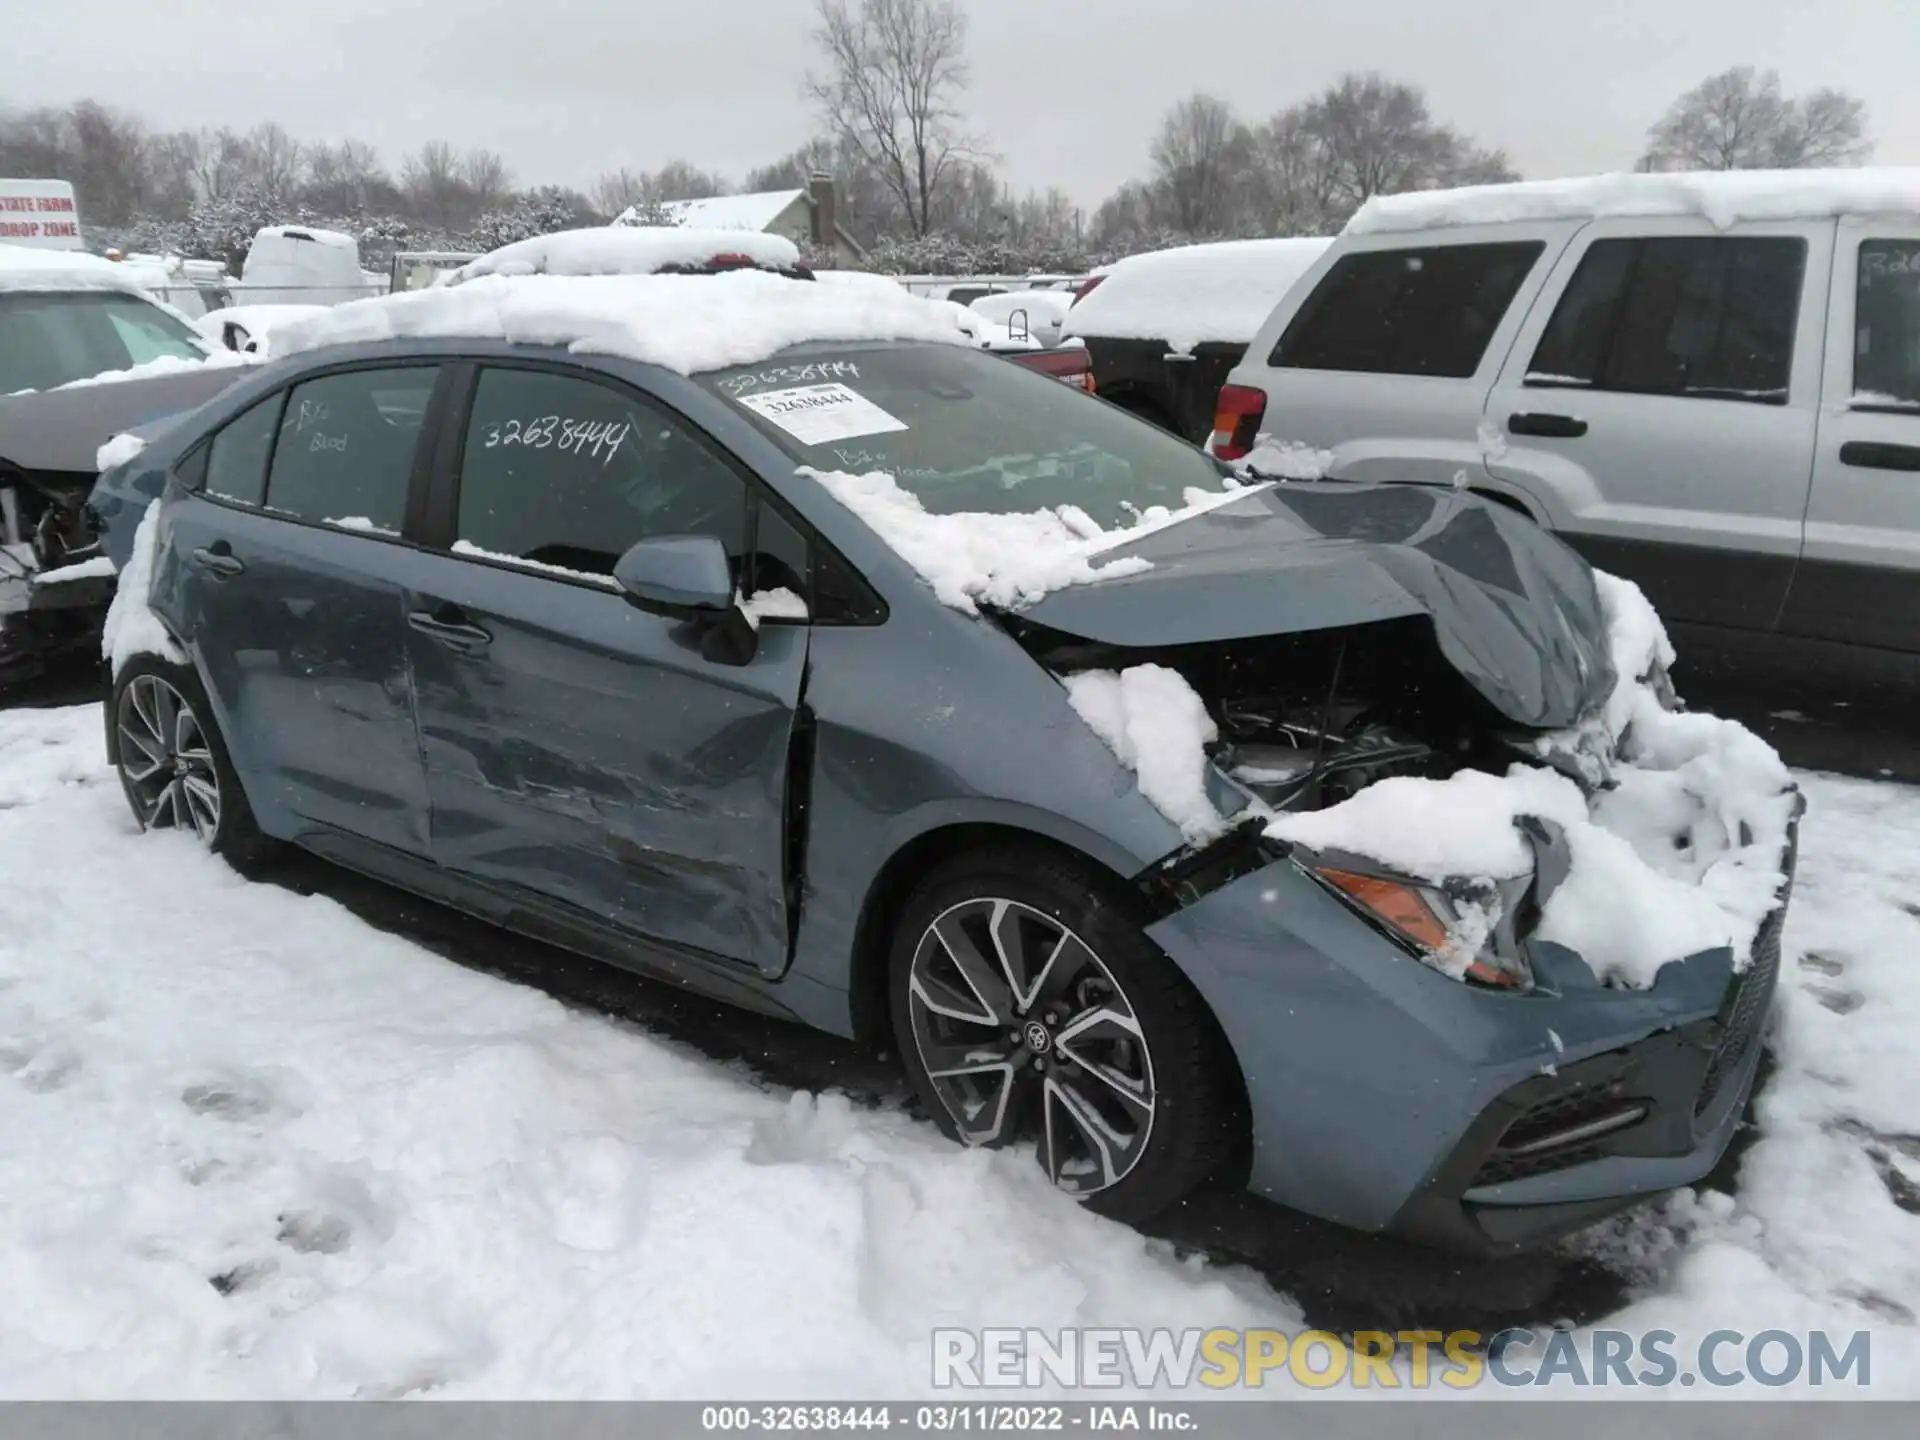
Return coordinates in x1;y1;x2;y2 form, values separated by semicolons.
85;230;1800;1252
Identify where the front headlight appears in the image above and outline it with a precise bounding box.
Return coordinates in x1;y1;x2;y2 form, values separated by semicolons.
1311;863;1533;991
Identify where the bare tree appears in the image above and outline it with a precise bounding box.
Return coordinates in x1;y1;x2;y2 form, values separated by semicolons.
746;134;893;243
1149;94;1252;236
589;167;650;217
304;138;387;213
1292;73;1514;217
1642;67;1871;170
461;148;513;212
240;122;304;199
402;139;468;227
806;0;978;237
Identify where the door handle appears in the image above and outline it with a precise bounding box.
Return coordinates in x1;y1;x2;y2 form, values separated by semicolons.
1839;440;1920;472
408;609;493;655
190;544;245;577
1508;412;1588;439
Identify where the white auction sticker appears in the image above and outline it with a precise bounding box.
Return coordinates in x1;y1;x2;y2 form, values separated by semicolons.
733;383;908;446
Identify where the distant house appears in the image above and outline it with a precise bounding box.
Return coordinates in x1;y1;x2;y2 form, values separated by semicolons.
614;173;865;266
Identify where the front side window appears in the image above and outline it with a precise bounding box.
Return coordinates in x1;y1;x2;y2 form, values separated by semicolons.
1528;237;1805;403
264;367;436;533
202;394;283;507
455;368;748;579
1854;240;1920;410
1270;242;1544;378
0;290;205;394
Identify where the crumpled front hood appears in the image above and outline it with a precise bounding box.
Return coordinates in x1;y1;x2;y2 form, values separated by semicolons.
1017;483;1614;729
0;367;245;476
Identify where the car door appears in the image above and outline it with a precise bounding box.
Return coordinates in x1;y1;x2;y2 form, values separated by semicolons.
402;361;811;977
1484;218;1831;633
155;362;444;853
1783;221;1920;652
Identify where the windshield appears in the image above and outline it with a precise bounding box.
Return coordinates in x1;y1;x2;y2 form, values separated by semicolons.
0;290;207;394
698;344;1228;529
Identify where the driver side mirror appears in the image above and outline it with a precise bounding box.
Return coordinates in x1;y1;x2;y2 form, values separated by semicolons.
612;534;735;619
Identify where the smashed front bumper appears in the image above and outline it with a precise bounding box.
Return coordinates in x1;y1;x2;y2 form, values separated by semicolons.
1144;793;1801;1252
0;565;112;684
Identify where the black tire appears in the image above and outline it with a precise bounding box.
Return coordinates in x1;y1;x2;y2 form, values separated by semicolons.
889;845;1245;1225
107;652;281;874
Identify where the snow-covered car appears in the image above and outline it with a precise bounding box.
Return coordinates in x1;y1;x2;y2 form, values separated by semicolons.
87;228;1798;1251
970;288;1075;347
192;303;331;356
237;225;376;306
1;244;262;682
1064;237;1332;441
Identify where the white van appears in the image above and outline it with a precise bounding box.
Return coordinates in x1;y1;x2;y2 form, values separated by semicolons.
239;226;373;306
1216;168;1920;674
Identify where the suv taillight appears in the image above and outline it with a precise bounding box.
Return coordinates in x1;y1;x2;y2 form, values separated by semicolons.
1210;384;1267;460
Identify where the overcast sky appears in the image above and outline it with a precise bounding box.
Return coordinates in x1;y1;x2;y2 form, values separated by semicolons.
3;0;1915;208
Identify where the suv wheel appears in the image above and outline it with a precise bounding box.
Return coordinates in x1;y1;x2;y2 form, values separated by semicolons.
890;847;1244;1224
109;654;279;872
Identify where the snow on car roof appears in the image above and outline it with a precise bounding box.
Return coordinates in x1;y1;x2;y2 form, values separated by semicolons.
614;189;805;232
0;243;155;296
1346;167;1920;235
271;266;973;375
1062;237;1332;352
446;227;802;285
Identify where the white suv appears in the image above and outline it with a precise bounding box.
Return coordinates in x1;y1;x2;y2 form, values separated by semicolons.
1215;169;1920;673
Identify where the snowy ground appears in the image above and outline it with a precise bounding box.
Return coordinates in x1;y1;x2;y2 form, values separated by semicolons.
2;702;1916;1398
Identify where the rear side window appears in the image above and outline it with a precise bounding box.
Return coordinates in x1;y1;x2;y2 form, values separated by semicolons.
264;367;436;534
202;394;282;507
455;367;748;579
1854;241;1920;409
1527;237;1805;403
1270;242;1543;378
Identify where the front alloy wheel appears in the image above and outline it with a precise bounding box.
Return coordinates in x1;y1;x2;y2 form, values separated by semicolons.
115;672;222;841
905;897;1156;1197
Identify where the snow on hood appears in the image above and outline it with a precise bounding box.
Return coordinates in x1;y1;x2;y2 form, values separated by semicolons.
1347;167;1920;236
1069;572;1796;991
271;269;973;376
0;243;155;297
48;348;254;394
447;227;802;284
1062;237;1332;350
95;431;148;472
800;466;1261;613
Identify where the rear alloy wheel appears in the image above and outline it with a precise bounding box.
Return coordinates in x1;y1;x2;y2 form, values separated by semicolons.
891;849;1244;1224
116;672;222;841
109;654;280;873
906;897;1156;1196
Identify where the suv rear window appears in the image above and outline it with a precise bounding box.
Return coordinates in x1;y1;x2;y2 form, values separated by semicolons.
0;291;205;394
1854;240;1920;410
1527;237;1806;404
1269;242;1543;378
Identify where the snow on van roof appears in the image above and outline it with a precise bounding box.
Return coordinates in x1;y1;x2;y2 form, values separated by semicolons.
1062;237;1332;351
252;224;356;248
447;227;802;285
0;243;154;295
270;266;973;374
1346;167;1920;236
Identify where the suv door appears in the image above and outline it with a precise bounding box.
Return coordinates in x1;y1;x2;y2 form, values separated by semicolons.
1247;227;1563;484
1484;219;1832;632
1785;222;1920;651
402;362;811;977
154;362;444;852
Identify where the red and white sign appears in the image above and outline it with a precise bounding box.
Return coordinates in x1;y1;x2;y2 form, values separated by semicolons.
0;179;85;250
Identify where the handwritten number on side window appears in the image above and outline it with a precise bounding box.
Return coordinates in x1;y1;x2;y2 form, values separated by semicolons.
481;416;631;467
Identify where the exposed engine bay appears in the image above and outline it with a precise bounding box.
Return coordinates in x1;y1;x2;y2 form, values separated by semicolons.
0;464;105;683
1011;612;1543;814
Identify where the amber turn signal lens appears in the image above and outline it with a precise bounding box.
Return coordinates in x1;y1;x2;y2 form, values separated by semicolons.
1316;868;1452;951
